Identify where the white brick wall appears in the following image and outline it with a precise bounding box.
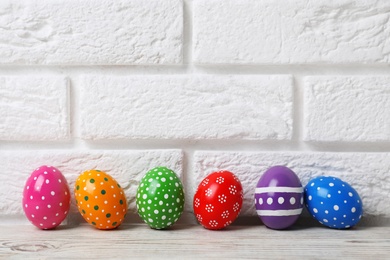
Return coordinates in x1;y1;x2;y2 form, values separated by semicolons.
194;0;390;64
1;0;389;225
80;75;293;140
0;0;183;65
0;76;69;140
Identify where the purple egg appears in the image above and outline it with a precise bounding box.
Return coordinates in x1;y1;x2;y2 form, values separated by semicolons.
254;166;303;229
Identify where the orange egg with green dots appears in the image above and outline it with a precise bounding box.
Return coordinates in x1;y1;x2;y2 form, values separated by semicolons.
74;170;128;230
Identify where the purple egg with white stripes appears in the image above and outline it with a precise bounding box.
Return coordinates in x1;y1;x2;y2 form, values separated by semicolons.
254;166;303;229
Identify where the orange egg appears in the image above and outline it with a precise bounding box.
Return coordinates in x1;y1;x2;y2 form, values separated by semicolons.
74;170;127;230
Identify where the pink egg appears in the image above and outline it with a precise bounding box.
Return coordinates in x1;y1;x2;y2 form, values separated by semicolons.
22;166;71;229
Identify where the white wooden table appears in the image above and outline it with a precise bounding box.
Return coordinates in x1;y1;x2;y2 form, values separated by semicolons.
0;221;389;259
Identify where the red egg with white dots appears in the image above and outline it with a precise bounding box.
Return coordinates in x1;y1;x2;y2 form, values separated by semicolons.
22;166;71;230
193;171;243;230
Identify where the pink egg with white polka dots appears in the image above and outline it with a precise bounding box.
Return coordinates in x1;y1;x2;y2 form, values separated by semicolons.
22;166;71;230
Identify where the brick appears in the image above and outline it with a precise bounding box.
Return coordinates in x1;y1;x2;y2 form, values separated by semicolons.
193;0;390;64
0;76;69;140
80;75;293;140
0;0;183;65
193;151;390;217
304;76;390;142
0;150;183;216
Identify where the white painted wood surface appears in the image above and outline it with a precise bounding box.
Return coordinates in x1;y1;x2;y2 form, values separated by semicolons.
0;223;389;259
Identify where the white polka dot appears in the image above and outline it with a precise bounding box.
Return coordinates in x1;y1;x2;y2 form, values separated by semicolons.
27;186;29;190
41;196;45;200
290;197;296;205
148;218;153;223
327;194;331;198
142;194;147;199
154;210;159;214
333;217;337;220
51;191;55;196
164;194;169;199
313;208;318;213
43;216;47;220
278;197;284;204
30;195;33;200
259;198;263;205
329;183;334;187
148;200;152;204
323;219;328;223
311;182;315;187
344;200;347;203
267;198;273;205
162;215;166;220
36;206;39;210
31;214;35;218
334;205;339;211
47;205;51;208
161;178;166;182
45;179;50;184
308;195;312;201
317;187;321;191
325;210;329;214
351;207;356;213
58;179;62;183
348;192;353;197
159;201;163;205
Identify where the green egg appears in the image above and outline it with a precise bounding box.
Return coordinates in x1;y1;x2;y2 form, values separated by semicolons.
136;167;185;229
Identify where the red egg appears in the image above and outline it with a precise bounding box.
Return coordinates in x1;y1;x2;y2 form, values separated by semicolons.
193;170;243;230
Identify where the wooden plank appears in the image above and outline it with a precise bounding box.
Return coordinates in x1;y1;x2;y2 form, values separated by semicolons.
0;224;389;259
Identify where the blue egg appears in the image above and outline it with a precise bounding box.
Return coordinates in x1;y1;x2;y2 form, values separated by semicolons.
305;176;363;229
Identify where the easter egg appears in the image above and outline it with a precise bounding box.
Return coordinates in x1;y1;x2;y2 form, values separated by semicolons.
305;176;363;229
74;170;127;230
254;166;304;230
22;166;71;230
193;170;243;230
136;167;185;229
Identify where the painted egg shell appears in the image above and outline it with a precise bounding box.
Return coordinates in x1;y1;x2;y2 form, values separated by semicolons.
305;176;363;229
193;170;243;230
74;170;128;230
255;166;303;230
22;166;71;230
136;167;185;229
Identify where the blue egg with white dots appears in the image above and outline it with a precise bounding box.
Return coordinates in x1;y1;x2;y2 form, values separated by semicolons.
305;176;363;229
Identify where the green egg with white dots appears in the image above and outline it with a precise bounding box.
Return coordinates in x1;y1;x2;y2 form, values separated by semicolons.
136;167;185;229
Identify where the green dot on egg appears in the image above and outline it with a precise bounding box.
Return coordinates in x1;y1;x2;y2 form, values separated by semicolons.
94;205;99;210
106;213;111;218
92;222;96;225
84;196;89;201
119;200;123;205
112;222;117;226
104;178;108;182
90;179;95;184
101;190;106;195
